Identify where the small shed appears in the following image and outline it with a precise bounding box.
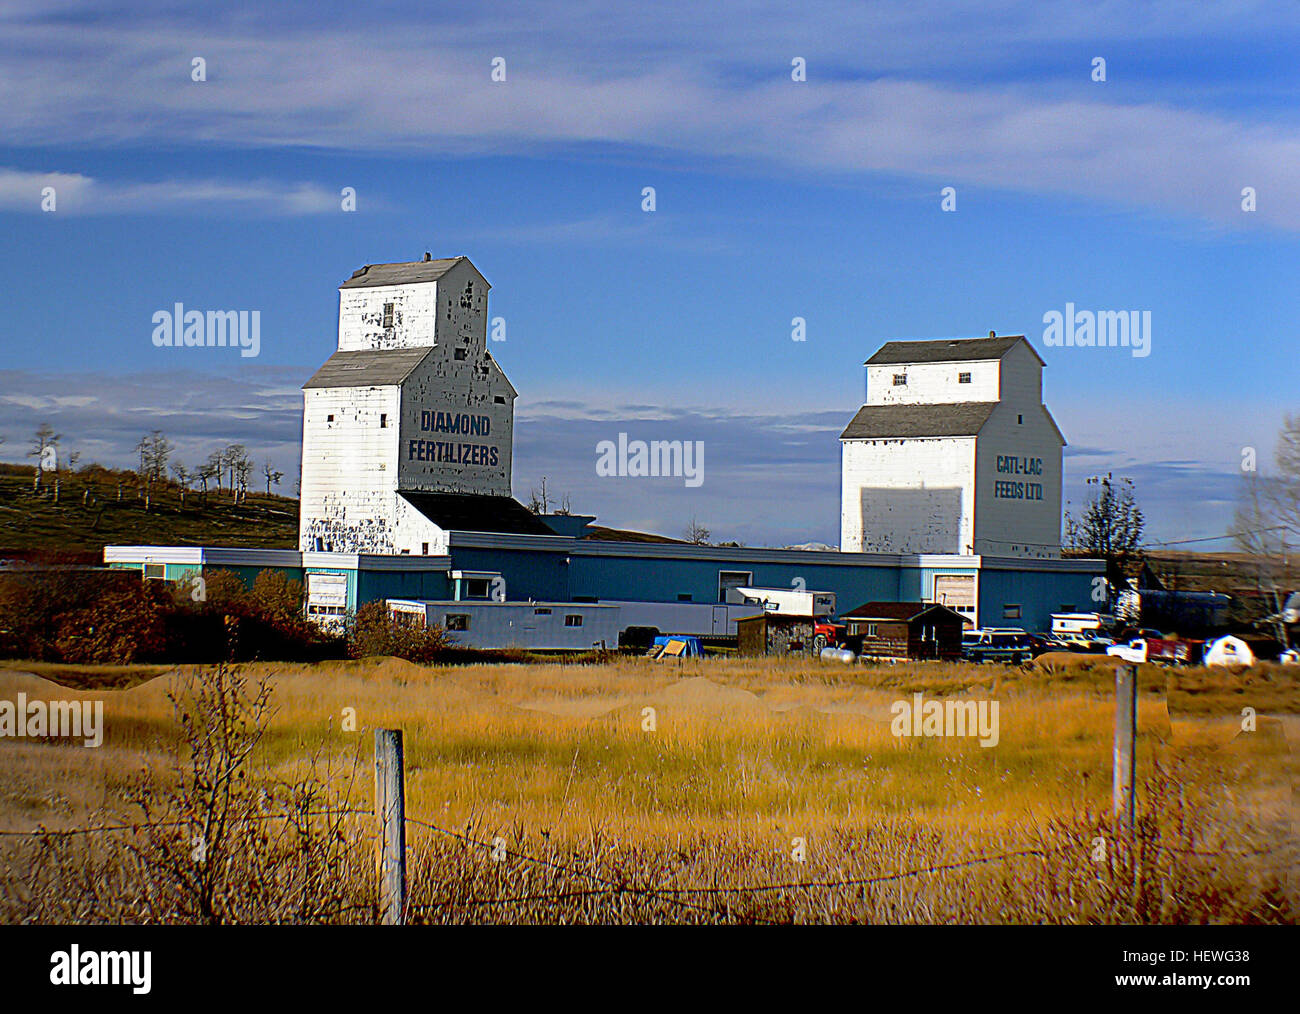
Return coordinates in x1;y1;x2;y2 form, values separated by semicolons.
840;602;965;661
736;613;816;657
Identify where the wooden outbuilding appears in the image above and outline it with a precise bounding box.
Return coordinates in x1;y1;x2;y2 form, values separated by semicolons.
736;613;816;657
840;602;965;661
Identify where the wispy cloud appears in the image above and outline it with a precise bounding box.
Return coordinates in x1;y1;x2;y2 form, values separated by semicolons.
0;167;344;215
1;5;1297;227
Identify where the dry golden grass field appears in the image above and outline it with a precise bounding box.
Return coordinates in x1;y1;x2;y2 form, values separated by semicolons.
0;654;1295;924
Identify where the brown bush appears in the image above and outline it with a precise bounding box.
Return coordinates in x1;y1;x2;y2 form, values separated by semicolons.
54;579;170;664
346;601;453;664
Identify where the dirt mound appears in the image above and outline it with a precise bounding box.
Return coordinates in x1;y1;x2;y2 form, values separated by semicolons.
649;676;770;715
1031;651;1124;673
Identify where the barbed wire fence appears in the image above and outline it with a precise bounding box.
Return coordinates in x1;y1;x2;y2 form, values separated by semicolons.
1;726;1281;925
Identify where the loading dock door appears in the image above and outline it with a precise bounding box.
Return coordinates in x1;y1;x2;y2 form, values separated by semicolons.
933;575;976;623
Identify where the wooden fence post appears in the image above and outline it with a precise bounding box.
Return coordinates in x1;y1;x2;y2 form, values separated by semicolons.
374;729;407;925
1113;664;1137;832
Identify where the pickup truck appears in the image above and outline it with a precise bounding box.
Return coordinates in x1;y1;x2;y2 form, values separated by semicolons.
964;631;1035;665
1106;636;1195;665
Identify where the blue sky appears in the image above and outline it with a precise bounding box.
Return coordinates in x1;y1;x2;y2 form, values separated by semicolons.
0;0;1296;547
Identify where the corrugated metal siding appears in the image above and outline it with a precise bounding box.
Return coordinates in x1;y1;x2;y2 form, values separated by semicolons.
978;568;1099;633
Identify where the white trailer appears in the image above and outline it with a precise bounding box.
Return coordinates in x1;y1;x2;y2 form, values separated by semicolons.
387;597;766;649
388;600;621;651
1050;612;1117;636
607;599;765;638
724;586;836;617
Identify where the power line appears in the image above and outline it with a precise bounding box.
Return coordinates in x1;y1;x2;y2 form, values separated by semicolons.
1144;524;1291;549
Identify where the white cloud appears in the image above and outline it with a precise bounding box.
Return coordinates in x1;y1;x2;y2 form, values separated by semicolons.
0;167;342;215
0;9;1296;227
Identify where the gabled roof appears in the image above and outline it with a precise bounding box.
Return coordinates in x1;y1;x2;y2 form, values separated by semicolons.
866;335;1042;367
303;348;431;389
340;256;472;289
840;401;996;441
398;491;554;536
842;601;964;622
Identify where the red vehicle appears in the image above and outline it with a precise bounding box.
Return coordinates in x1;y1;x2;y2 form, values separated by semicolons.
1107;636;1199;665
811;620;847;653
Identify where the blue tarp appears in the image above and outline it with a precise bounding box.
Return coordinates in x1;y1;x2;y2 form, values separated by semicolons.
651;635;704;657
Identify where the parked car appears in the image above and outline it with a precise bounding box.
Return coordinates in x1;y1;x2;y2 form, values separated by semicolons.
1114;627;1164;644
1055;631;1115;653
1031;631;1071;654
965;631;1036;664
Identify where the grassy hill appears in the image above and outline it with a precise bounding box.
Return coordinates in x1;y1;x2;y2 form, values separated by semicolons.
0;463;297;557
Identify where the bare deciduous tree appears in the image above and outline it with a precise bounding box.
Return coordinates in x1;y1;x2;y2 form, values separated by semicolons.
29;423;60;492
1234;415;1300;645
685;517;711;545
262;460;284;496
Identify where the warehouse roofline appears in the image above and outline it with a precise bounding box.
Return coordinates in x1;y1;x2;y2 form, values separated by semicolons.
446;530;1102;571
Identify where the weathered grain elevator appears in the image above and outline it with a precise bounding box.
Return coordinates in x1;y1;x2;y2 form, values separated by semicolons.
840;333;1065;560
299;255;548;556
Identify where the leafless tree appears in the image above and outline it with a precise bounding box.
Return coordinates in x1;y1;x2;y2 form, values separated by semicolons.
205;451;226;492
29;423;60;492
195;461;218;500
262;460;284;496
1234;415;1299;643
134;430;173;509
527;476;551;514
173;462;193;507
685;517;711;545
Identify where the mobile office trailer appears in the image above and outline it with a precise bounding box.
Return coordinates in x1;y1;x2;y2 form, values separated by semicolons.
388;599;620;651
725;586;837;617
608;599;765;638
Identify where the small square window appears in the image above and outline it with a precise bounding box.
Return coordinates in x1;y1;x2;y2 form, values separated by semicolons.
494;396;506;404
379;413;388;428
564;614;583;627
454;347;468;361
421;543;429;555
958;372;971;384
534;607;552;615
327;414;334;422
1003;604;1022;620
1018;414;1023;424
143;563;165;580
866;623;878;637
446;614;470;631
892;374;907;386
382;302;394;328
677;593;693;602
